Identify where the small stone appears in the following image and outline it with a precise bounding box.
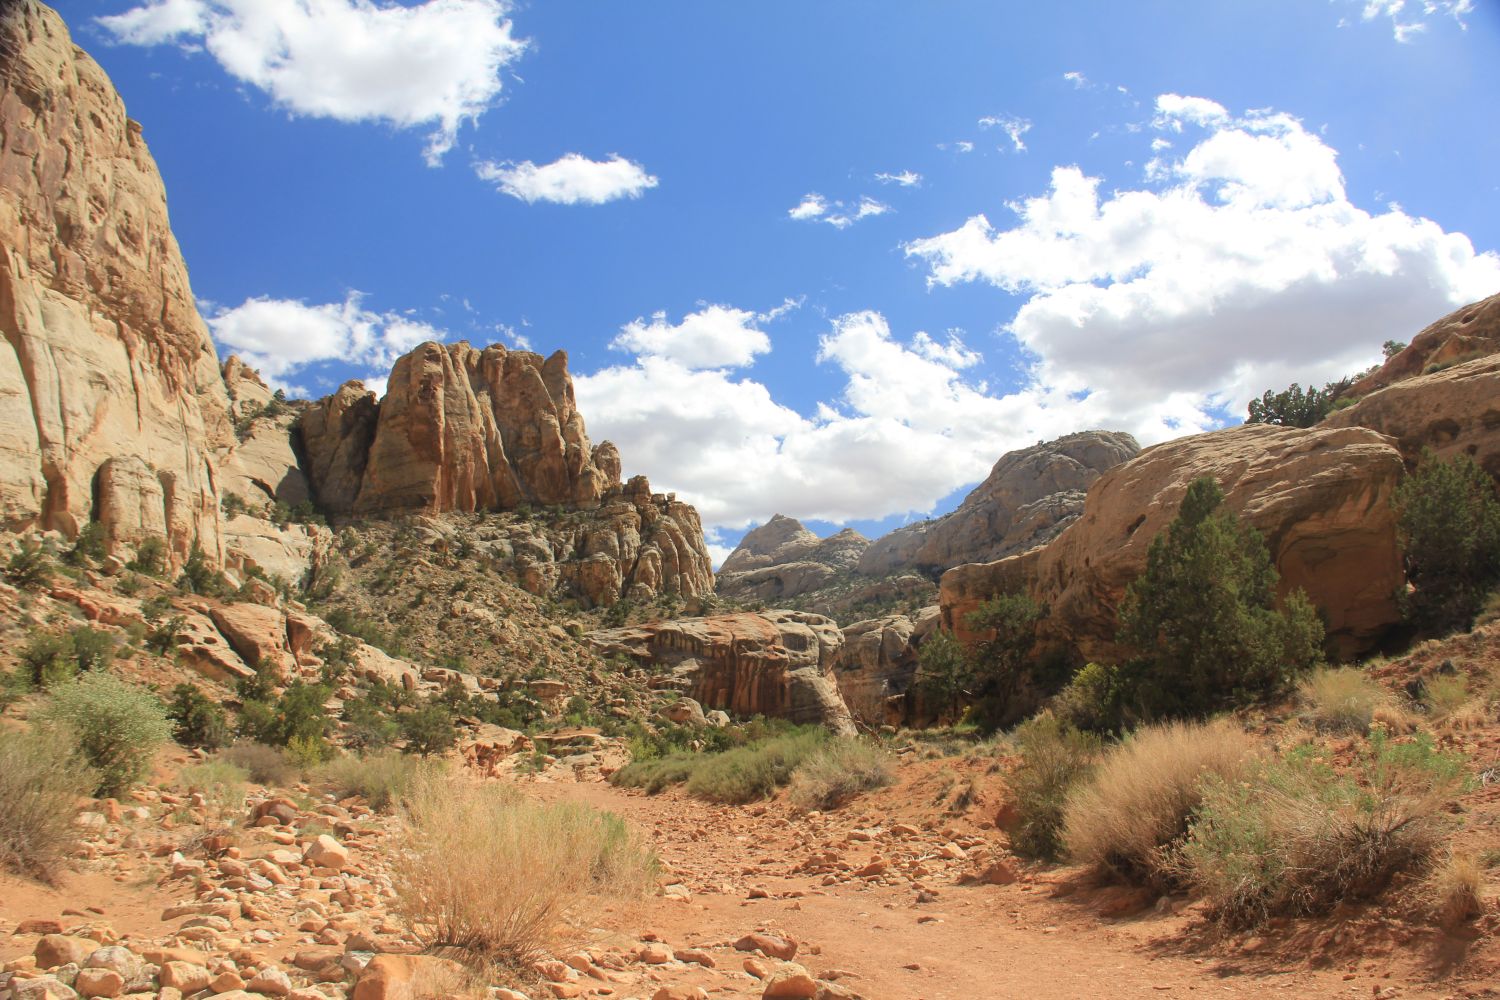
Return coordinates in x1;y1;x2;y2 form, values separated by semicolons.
651;988;707;1000
35;936;97;970
247;968;291;996
210;972;246;993
159;962;212;993
734;934;797;961
73;969;124;999
674;949;715;968
303;836;349;872
636;943;672;965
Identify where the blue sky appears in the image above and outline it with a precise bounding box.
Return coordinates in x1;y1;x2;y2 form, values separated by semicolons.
52;0;1500;564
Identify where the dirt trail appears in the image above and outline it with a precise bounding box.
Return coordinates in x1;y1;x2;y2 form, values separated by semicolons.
538;769;1487;1000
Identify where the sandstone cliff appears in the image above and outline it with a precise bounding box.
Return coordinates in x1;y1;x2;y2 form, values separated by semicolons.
941;423;1406;663
1346;292;1500;399
588;611;856;733
716;515;869;604
0;1;232;563
299;341;618;517
832;607;941;727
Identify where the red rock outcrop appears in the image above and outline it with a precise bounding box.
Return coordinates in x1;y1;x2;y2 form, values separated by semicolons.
833;607;941;726
942;423;1406;662
588;611;855;733
0;1;232;563
300;341;619;516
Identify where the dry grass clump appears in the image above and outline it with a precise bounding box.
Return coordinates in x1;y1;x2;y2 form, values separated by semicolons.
393;774;656;966
0;728;97;883
1425;852;1485;928
1062;718;1259;885
1299;667;1393;733
1172;729;1467;927
316;752;439;812
786;739;895;811
1422;674;1487;730
219;740;295;786
612;727;828;804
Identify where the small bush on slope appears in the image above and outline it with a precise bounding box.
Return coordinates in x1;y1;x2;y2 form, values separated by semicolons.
168;683;232;749
1007;715;1102;861
1062;718;1259;887
1171;729;1467;927
1299;667;1395;734
177;760;249;817
219;740;295;786
42;673;171;797
0;728;97;883
787;739;895;811
393;774;655;966
611;725;829;803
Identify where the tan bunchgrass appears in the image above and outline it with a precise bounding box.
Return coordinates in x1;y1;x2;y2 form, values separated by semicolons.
1425;852;1485;929
1062;717;1260;887
1299;667;1394;734
787;739;895;812
392;774;657;967
0;727;96;883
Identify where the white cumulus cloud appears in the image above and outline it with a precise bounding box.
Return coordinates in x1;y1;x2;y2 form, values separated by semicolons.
207;292;445;395
905;96;1500;442
476;153;659;205
787;192;890;229
98;0;526;165
611;305;774;370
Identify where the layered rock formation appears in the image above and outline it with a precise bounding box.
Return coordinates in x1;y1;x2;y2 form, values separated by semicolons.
299;341;618;516
942;423;1406;662
0;1;232;562
859;431;1140;576
588;611;856;733
833;607;941;726
1346;292;1500;398
1328;354;1500;479
716;515;869;603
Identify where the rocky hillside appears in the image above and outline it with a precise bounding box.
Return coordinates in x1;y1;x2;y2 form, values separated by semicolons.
714;431;1139;622
942;292;1500;670
0;0;711;613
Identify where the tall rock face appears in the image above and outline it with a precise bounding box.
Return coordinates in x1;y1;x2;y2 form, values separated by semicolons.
716;515;870;604
300;341;617;517
941;423;1406;663
588;611;856;733
859;431;1141;577
0;1;232;561
298;341;715;603
833;607;941;727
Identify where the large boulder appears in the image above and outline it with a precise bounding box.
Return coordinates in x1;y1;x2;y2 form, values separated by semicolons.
589;611;855;734
0;1;231;562
1345;292;1500;398
942;423;1406;661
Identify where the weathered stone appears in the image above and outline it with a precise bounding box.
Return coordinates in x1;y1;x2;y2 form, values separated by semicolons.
941;423;1406;662
590;611;855;733
34;936;96;970
832;607;941;726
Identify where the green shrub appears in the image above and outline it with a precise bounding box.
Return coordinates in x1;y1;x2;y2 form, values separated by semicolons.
684;728;827;803
42;673;171;797
1246;378;1351;428
219;740;295;785
177;542;229;597
1116;476;1324;720
317;752;437;811
0;669;32;714
241;681;332;748
1051;662;1123;734
145;615;186;657
1394;450;1500;634
1422;673;1472;719
167;684;231;749
400;702;458;757
127;535;167;577
1007;716;1102;860
5;540;53;590
65;522;107;566
0;728;98;882
611;754;699;794
1172;728;1467;927
20;633;76;689
1062;718;1260;886
286;734;331;770
915;630;972;722
343;699;401;752
786;739;895;811
69;626;115;674
962;591;1046;730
